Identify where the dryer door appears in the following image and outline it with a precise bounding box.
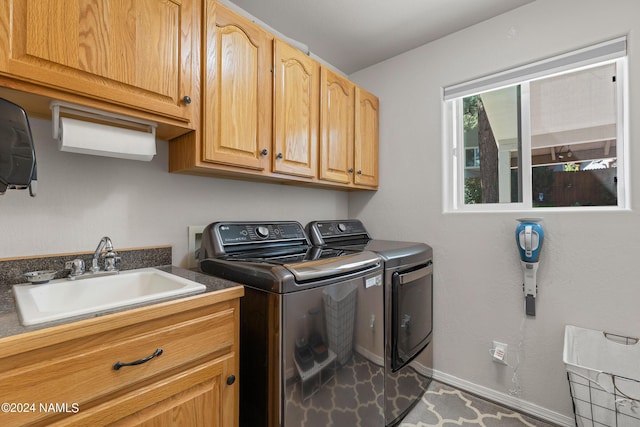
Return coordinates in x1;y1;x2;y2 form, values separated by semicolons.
391;261;433;371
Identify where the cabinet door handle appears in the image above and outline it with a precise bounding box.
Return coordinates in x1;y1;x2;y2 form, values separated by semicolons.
113;348;163;370
348;168;354;173
182;95;192;105
276;153;283;159
261;149;268;156
226;374;236;385
357;170;362;175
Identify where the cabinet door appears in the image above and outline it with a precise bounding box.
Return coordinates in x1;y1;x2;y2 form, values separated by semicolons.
56;355;237;427
273;40;319;178
319;68;354;184
354;87;379;188
0;0;195;124
117;357;236;427
203;2;272;171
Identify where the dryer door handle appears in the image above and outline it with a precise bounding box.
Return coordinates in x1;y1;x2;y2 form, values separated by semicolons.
397;263;432;285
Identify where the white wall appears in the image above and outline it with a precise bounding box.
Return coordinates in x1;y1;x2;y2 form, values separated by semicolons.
0;118;348;265
350;0;640;422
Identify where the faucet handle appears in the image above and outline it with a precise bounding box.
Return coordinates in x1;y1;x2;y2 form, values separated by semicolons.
65;259;85;278
103;251;120;272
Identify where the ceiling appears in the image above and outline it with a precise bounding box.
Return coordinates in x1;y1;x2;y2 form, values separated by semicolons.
226;0;535;74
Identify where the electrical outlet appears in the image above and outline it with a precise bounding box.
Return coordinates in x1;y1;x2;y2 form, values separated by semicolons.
187;225;205;269
492;341;508;365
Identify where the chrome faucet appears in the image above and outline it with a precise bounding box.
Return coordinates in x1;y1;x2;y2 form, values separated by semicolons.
64;237;120;280
91;236;119;273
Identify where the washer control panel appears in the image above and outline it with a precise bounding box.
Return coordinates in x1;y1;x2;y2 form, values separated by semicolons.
218;222;307;244
308;220;370;244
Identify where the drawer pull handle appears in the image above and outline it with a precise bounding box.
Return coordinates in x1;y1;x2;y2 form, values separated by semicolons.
113;348;163;371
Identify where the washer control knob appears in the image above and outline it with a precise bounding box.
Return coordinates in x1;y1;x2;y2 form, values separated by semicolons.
337;223;347;232
256;226;270;239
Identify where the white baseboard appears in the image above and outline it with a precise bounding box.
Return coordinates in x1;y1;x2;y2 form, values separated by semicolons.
410;362;575;427
355;344;385;366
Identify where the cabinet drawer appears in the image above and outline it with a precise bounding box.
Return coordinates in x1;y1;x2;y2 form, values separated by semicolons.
49;355;234;427
0;306;235;426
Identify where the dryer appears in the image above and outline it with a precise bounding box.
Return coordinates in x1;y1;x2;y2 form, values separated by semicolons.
307;219;433;426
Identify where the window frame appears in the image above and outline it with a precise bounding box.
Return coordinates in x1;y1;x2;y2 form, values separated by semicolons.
442;38;629;213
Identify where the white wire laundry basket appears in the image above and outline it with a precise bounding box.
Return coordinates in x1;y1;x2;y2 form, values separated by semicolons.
563;325;640;427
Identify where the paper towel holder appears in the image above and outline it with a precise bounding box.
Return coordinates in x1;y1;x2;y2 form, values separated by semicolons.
50;100;157;140
49;101;158;161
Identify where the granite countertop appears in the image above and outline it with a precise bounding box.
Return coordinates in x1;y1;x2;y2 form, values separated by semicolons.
0;265;243;340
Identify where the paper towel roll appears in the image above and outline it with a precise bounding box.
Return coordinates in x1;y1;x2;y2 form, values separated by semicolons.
58;117;156;161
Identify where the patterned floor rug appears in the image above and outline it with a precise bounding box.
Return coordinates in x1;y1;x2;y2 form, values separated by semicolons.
284;350;557;427
400;381;558;427
285;352;430;426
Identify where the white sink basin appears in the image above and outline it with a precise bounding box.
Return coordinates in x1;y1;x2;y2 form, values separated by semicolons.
13;268;206;326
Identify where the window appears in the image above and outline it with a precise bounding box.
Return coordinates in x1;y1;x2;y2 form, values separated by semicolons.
443;37;628;211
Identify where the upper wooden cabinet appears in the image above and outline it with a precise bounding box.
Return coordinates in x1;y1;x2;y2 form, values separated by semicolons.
169;0;378;190
201;1;273;172
319;67;354;185
319;68;379;188
273;39;319;178
0;0;198;137
354;87;379;188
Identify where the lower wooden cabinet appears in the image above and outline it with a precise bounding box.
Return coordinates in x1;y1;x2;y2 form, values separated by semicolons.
58;355;235;427
0;288;242;427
